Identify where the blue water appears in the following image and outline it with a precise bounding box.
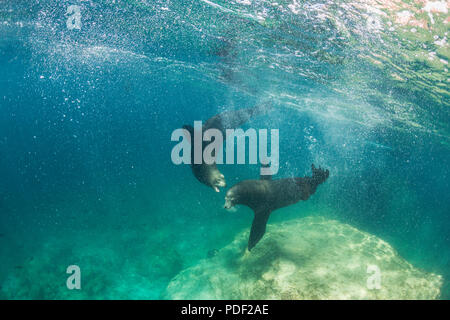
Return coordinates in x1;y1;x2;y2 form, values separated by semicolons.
0;0;449;299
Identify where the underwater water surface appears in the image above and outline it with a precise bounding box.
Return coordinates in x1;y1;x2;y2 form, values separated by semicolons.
0;0;449;299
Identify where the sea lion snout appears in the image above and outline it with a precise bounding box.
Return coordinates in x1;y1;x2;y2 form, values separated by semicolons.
224;190;236;209
212;173;226;192
224;198;233;209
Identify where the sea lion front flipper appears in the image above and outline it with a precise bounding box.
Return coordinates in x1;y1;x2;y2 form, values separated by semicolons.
248;209;271;251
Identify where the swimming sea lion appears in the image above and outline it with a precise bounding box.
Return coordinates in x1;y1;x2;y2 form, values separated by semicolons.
183;104;271;192
224;164;330;250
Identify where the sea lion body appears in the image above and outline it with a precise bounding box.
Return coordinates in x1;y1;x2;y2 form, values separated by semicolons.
184;104;271;192
225;165;329;250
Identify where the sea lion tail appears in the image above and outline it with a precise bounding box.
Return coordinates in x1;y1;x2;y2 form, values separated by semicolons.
248;209;271;251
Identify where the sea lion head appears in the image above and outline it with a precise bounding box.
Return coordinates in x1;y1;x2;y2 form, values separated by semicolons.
224;186;240;209
209;170;226;193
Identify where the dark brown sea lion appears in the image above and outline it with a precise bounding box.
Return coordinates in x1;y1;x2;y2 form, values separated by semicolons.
183;104;271;192
224;164;330;250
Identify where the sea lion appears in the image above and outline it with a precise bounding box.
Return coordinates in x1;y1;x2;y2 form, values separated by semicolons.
183;104;271;192
224;164;330;250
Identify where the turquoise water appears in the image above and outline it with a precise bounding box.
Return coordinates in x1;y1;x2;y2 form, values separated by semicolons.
0;0;449;299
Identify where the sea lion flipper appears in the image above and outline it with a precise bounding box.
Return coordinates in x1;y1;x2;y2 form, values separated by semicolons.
311;164;329;185
248;209;271;251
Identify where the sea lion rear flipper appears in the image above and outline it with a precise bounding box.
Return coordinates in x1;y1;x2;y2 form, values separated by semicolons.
311;164;329;185
297;164;330;200
248;209;271;251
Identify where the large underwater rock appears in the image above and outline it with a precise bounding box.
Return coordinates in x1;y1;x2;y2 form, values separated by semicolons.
165;217;442;300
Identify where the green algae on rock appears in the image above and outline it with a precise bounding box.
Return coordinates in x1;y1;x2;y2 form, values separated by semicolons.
165;216;443;300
